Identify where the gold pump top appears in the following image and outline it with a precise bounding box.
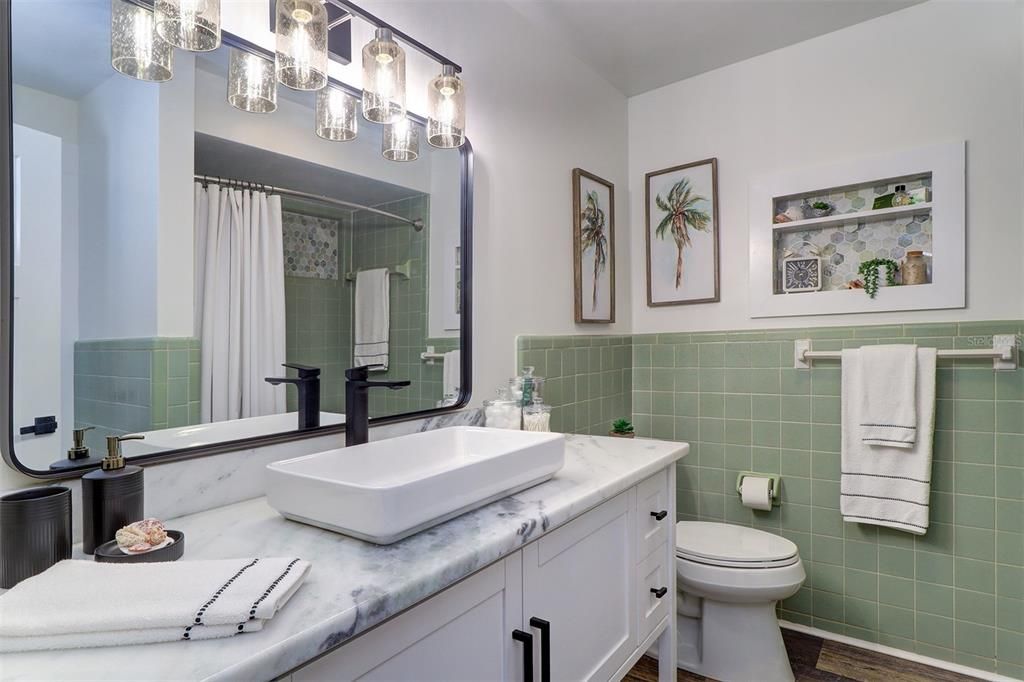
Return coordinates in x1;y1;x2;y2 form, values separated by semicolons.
103;434;145;471
67;426;94;459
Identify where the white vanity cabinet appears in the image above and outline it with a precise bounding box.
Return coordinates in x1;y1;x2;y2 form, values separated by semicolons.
290;465;677;682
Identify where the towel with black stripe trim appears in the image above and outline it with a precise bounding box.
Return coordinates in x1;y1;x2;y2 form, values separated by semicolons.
0;557;310;651
857;344;920;448
841;346;936;534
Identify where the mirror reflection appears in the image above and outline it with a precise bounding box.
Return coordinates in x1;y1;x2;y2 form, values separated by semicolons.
10;0;465;473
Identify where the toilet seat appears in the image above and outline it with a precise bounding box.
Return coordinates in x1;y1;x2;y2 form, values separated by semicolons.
675;521;799;569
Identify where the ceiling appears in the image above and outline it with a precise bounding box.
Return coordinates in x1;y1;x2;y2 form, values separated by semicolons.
511;0;926;97
12;0;111;99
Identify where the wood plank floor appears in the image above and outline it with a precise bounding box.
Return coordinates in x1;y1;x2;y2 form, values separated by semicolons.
623;629;982;682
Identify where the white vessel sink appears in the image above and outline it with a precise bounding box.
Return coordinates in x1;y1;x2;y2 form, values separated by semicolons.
265;426;566;544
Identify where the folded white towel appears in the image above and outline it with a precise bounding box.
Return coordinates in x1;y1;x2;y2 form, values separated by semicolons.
441;349;461;405
0;558;310;652
841;347;937;534
354;268;390;371
857;344;919;448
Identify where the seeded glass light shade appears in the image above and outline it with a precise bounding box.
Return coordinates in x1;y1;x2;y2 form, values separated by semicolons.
227;49;277;113
111;0;174;83
361;28;405;124
382;117;419;162
275;0;328;91
427;65;466;148
154;0;221;52
315;87;358;141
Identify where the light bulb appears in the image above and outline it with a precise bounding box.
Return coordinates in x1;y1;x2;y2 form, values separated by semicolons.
361;28;406;124
427;65;466;148
111;0;174;82
382;117;419;162
316;87;358;141
155;0;221;52
275;0;328;91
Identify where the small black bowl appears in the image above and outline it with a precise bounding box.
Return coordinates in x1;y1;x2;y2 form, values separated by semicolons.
93;530;185;563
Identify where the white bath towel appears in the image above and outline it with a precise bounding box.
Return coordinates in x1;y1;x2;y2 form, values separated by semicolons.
0;557;310;652
442;349;461;405
840;347;937;534
354;268;390;371
857;344;919;448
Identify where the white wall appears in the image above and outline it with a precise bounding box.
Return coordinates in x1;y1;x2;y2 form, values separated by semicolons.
77;75;160;340
628;0;1024;333
12;85;79;452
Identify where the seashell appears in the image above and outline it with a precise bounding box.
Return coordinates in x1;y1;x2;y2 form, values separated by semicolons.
115;518;168;552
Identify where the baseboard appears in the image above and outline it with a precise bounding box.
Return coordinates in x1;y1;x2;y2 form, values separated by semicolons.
779;620;1016;682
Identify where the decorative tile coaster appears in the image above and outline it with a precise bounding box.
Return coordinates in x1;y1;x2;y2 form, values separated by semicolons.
283;212;339;280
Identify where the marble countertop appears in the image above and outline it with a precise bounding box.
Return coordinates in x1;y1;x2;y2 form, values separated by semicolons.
0;434;687;682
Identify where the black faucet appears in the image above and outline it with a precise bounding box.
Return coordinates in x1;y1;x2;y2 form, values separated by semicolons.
345;365;410;446
265;363;321;430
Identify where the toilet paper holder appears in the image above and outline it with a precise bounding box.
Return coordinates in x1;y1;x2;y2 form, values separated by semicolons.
735;472;781;507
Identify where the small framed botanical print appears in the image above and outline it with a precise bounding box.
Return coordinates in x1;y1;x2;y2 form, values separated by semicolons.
645;158;720;306
782;256;822;293
572;168;615;323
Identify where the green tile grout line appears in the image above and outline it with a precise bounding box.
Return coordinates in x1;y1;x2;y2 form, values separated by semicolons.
518;320;1024;678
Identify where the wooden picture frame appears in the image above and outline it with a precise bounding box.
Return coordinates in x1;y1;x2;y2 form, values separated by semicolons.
572;168;615;323
645;158;720;306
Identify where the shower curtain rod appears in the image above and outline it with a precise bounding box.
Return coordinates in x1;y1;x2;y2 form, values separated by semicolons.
194;173;425;232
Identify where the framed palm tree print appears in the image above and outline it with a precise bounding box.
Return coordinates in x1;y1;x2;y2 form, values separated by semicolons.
573;168;615;323
645;158;720;306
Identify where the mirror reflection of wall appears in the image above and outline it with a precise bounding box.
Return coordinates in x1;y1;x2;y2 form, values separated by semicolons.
9;0;464;473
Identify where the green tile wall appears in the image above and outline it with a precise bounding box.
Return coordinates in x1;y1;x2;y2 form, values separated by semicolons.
351;195;452;417
520;321;1024;678
515;335;632;435
74;337;201;450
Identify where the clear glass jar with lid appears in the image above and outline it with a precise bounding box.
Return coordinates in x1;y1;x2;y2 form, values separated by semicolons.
523;397;552;432
484;388;521;430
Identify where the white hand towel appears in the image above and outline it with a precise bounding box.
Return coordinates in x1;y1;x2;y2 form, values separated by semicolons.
857;344;919;448
0;557;310;652
841;347;937;534
354;268;390;371
442;349;461;404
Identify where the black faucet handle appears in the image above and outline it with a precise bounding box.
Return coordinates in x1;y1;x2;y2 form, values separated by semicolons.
282;363;321;379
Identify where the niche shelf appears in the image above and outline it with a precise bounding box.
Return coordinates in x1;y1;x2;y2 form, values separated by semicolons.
748;141;964;318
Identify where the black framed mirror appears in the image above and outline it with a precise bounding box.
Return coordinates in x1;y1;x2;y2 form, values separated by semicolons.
0;0;472;479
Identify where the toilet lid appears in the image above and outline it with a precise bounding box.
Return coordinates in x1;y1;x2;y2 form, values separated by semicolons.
675;521;798;568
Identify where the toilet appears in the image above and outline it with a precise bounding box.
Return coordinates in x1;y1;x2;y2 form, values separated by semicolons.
674;521;806;682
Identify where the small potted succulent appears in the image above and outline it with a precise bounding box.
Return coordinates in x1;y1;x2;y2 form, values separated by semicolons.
801;200;833;219
857;258;899;299
609;418;635;439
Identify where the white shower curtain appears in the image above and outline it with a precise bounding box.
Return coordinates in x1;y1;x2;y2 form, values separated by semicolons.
194;183;286;423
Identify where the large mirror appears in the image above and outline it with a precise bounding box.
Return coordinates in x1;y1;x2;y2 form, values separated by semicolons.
3;0;471;477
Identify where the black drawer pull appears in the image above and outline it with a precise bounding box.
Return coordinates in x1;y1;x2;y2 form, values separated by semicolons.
650;586;668;599
650;510;668;521
512;629;534;682
530;617;551;682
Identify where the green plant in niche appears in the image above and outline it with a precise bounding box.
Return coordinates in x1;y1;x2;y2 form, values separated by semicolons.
811;201;831;211
611;418;634;435
858;258;899;299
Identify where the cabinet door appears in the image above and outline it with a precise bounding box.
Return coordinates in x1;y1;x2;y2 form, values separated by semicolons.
294;558;523;681
521;491;635;681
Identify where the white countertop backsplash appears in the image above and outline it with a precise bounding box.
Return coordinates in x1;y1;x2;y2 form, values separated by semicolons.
0;433;687;682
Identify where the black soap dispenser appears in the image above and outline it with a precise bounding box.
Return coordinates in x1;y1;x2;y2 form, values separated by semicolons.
82;434;145;554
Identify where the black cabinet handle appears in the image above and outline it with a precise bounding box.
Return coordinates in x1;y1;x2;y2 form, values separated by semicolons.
529;617;551;682
651;587;668;599
512;629;534;682
650;510;668;521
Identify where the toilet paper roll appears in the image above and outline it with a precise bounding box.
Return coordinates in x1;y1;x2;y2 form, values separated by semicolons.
740;476;773;511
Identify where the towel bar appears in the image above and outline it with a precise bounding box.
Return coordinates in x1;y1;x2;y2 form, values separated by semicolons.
793;335;1018;371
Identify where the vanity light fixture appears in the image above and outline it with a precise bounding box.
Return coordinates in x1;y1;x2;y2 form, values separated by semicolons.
427;64;465;148
227;49;277;114
315;86;358;141
110;0;174;83
275;0;329;91
382;116;418;162
154;0;221;52
361;28;405;124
